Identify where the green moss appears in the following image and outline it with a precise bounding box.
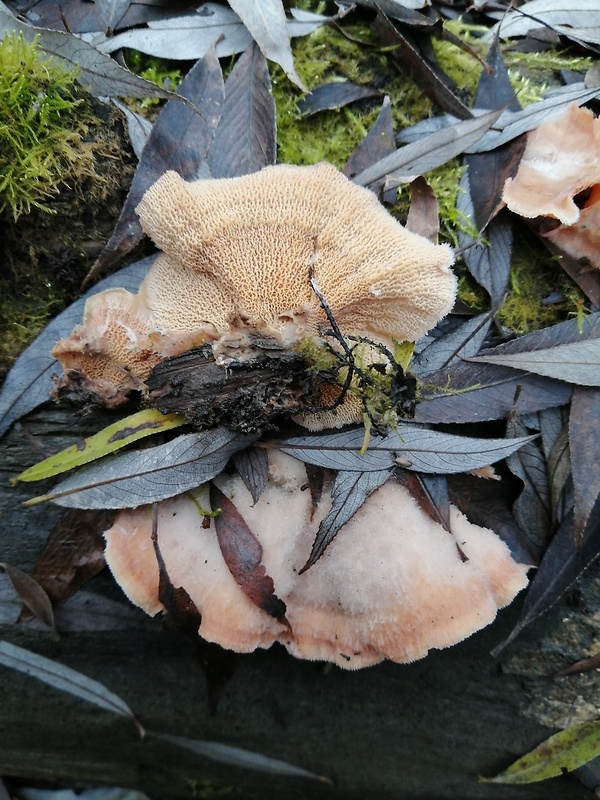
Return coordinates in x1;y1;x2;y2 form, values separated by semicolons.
274;24;435;169
0;33;96;220
125;50;183;108
496;229;586;333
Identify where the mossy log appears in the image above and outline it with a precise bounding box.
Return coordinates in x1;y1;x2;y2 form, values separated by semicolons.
1;404;599;799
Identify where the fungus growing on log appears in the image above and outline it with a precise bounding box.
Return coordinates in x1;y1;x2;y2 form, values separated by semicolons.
502;103;600;268
52;163;456;427
104;451;530;669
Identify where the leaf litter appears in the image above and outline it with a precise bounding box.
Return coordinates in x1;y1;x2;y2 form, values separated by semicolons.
1;0;600;769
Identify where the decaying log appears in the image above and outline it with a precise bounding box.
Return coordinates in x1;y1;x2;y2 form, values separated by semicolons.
1;404;599;800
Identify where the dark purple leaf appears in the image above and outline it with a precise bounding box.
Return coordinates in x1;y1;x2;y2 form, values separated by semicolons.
372;10;472;120
301;469;391;572
465;37;525;231
208;42;276;179
541;408;573;525
415;361;572;424
505;415;552;552
569;386;600;545
87;47;224;280
411;313;493;378
232;446;269;505
276;425;535;474
298;81;381;115
458;201;513;307
493;494;600;655
449;473;537;564
0;256;154;438
343;96;395;182
469;316;600;386
210;483;287;622
153;507;203;637
396;470;451;532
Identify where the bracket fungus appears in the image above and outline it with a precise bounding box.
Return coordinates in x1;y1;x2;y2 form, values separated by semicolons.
52;162;456;427
48;162;531;668
104;450;530;669
502;103;600;268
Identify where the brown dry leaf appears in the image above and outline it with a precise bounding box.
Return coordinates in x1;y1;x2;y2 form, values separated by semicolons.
0;562;58;639
32;509;111;603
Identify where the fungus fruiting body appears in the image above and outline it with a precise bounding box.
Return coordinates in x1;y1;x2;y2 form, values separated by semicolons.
104;450;530;669
53;163;456;427
502;103;600;268
50;163;531;669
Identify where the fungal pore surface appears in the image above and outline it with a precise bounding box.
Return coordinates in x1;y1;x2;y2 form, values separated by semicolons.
50;163;531;668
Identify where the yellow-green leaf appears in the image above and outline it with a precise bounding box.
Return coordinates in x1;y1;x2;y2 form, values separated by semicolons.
394;340;414;372
12;408;186;484
482;720;600;784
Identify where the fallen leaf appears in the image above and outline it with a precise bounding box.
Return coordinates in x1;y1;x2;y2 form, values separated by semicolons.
505;415;552;551
411;313;493;378
301;468;392;571
87;47;224;280
353;109;502;187
482;720;600;784
492;494;600;654
0;562;57;638
569;386;600;545
232;446;269;505
298;81;381;115
275;425;535;474
405;177;439;242
343;96;395;188
153;732;330;781
25;429;258;509
415;360;572;424
111;99;153;160
396;471;451;532
469;338;600;386
13;408;186;483
31;509;111;603
95;0;131;33
486;0;600;44
207;41;276;178
210;483;287;622
372;10;472;121
227;0;307;91
0;640;143;734
0;6;185;100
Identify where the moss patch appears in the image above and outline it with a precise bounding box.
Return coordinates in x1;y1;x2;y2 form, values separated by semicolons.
0;36;138;379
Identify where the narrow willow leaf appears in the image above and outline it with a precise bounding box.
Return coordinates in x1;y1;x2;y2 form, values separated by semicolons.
469;339;600;386
154;732;331;782
0;640;143;733
483;720;600;784
352;110;501;187
232;447;269;504
228;0;307;91
275;425;535;474
0;563;57;639
14;409;186;484
26;430;257;509
302;469;391;572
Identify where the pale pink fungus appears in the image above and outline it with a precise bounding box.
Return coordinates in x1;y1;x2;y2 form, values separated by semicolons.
104;451;530;669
